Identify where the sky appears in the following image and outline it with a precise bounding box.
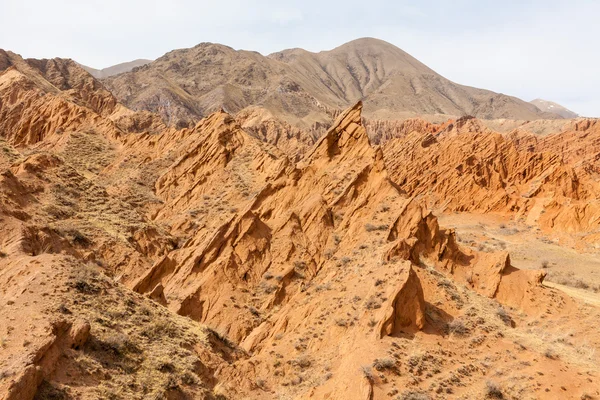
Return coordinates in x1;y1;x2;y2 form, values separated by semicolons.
1;0;598;117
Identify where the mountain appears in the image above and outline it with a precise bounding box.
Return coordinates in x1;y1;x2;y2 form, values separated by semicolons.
530;98;579;119
2;49;600;400
79;58;152;79
103;38;556;128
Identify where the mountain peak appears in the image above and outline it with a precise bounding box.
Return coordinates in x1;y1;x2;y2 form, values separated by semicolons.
79;59;152;79
530;98;579;119
330;37;398;50
103;38;555;131
306;101;373;164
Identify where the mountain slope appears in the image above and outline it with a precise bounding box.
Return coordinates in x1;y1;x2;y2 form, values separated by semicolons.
530;98;579;118
1;51;600;400
79;59;152;79
271;38;552;120
103;38;555;129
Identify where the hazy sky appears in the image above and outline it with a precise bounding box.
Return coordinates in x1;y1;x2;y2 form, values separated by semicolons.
2;0;598;116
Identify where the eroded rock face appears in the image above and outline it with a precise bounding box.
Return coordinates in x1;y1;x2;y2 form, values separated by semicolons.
0;68;121;146
0;55;597;400
3;318;90;400
376;263;425;338
383;116;600;235
122;101;550;350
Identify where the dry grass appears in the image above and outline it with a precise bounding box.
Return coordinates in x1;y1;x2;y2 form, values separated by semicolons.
547;270;599;292
448;319;469;337
485;381;503;398
56;261;236;399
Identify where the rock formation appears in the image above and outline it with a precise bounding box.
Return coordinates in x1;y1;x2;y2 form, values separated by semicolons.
382;115;600;239
0;51;598;400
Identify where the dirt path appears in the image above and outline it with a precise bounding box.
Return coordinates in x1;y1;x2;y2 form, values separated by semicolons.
544;281;600;307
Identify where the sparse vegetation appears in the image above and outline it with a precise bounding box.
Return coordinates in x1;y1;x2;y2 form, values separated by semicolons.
339;256;352;266
365;223;387;232
248;306;261;318
141;319;179;339
398;390;431;400
335;318;349;327
545;347;558;359
260;281;278;294
448;319;469;336
360;365;374;382
95;333;139;356
364;297;382;310
485;381;503;398
547;270;596;292
72;279;100;295
372;357;396;371
293;260;306;270
496;307;512;325
3;48;600;400
292;355;311;370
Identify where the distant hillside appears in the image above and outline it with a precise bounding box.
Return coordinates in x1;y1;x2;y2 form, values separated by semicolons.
102;38;556;128
530;98;579;119
79;59;152;79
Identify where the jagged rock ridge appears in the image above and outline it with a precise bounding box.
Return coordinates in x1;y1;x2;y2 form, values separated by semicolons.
0;51;598;400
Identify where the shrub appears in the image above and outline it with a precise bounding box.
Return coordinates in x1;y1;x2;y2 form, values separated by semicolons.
141;319;179;339
545;348;558;359
365;223;387;232
398;390;431;400
449;319;469;336
71;230;91;247
99;333;138;356
205;327;235;348
372;357;396;371
339;257;352;266
364;297;381;310
156;360;175;373
263;272;274;280
292;355;311;369
335;319;349;327
574;280;590;290
360;365;373;382
248;306;261;317
72;279;99;294
496;307;512;325
485;381;503;398
164;375;179;391
260;281;278;294
293;260;307;270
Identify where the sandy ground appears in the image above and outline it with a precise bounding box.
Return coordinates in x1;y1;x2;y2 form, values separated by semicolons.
438;212;600;293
